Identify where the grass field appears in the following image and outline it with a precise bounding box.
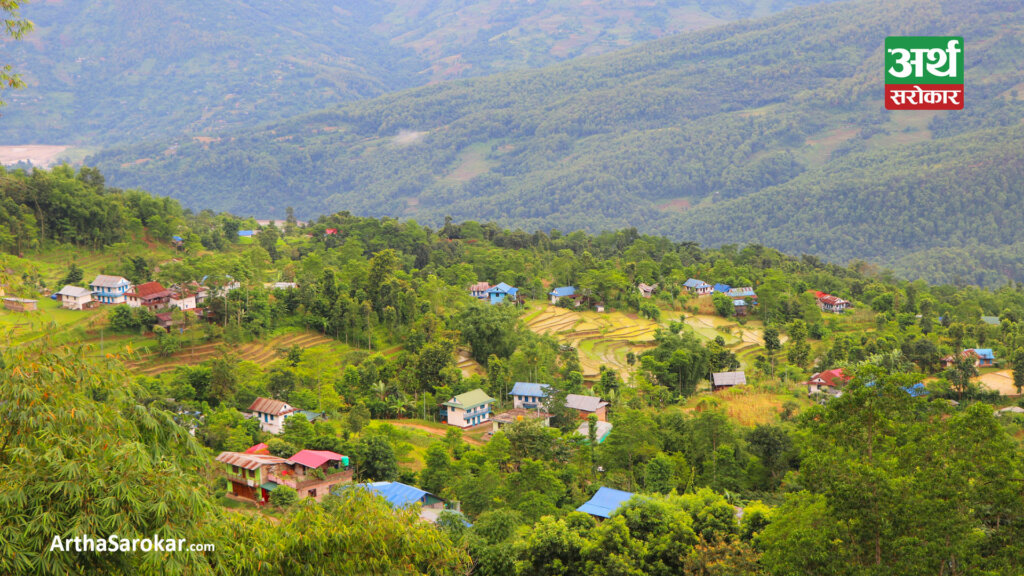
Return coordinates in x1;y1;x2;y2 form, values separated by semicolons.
681;384;811;426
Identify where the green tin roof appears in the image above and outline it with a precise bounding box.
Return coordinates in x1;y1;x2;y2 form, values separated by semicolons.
261;481;278;491
443;388;495;410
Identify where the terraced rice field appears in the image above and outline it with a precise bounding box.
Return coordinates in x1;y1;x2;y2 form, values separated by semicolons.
125;330;338;375
524;304;659;379
456;348;485;377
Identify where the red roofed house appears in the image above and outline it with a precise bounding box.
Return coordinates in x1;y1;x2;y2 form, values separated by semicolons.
244;443;271;455
325;228;338;235
267;450;352;500
249;397;299;435
806;368;853;396
816;293;850;313
126;281;172;309
215;451;287;504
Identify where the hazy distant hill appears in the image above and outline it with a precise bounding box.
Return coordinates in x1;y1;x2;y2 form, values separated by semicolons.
0;0;832;146
87;0;1024;283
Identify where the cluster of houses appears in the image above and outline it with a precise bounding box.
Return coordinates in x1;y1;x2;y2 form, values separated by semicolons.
217;444;351;503
682;278;759;316
45;273;245;330
439;383;613;442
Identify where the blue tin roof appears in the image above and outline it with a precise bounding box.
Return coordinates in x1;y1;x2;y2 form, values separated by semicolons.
970;348;995;360
238;230;255;237
902;383;929;397
576;487;634;518
487;282;517;295
363;482;432;508
509;382;550;397
549;286;576;297
712;283;731;293
172;235;183;242
683;278;709;289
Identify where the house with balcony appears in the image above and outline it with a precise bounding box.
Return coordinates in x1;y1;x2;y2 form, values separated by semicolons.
216;451;287;504
442;389;495;427
248;397;299;434
125;281;172;309
89;275;132;304
509;382;550;409
267;449;352;501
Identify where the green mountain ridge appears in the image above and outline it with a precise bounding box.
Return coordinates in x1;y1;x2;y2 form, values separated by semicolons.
87;0;1024;285
0;0;829;145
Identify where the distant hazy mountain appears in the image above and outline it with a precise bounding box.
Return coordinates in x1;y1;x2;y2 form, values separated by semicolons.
87;0;1024;284
0;0;834;145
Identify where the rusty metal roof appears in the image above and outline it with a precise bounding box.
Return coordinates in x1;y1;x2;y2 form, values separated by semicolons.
248;397;296;416
216;451;287;470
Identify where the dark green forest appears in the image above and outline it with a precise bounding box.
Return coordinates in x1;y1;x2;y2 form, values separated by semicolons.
86;0;1024;285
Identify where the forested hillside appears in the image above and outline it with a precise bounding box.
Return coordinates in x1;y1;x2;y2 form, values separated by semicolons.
4;170;1024;574
87;0;1024;285
0;0;828;146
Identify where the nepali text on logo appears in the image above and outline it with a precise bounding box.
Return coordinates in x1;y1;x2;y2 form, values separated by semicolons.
885;36;963;110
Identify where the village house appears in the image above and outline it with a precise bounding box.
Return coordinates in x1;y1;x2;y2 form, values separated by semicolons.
2;296;37;312
468;281;491;300
966;348;996;368
126;281;172;309
168;286;197;311
576;420;614;444
637;283;658;298
816;292;850;313
711;371;747;391
509;382;550;409
713;283;731;294
683;278;713;296
442;389;495;427
733;299;749;316
806;368;852;397
486;282;519;305
564;394;609;421
727;287;757;304
238;230;257;238
549;286;576;305
576;487;635;519
248;397;300;434
56;285;96;310
267;449;351;501
216;451;287;504
491;408;552;433
89;274;132;304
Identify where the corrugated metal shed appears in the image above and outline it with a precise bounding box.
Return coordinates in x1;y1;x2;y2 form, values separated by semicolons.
215;451;286;470
509;382;550;398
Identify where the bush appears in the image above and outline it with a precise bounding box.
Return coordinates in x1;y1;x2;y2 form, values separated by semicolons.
270;485;298;507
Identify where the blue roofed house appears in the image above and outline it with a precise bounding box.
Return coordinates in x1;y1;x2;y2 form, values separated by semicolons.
549;286;576;305
238;230;256;238
509;382;550;409
486;282;519;305
350;481;463;523
576;487;635;519
966;348;996;367
683;278;713;296
712;283;731;294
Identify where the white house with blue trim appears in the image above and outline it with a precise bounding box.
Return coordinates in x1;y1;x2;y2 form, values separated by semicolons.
509;382;550;409
683;278;713;295
487;282;519;305
89;275;132;305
